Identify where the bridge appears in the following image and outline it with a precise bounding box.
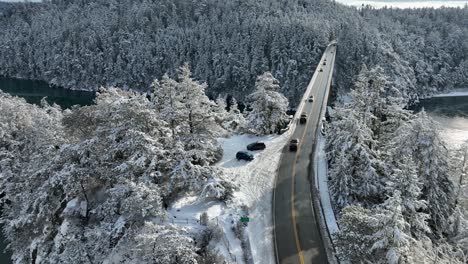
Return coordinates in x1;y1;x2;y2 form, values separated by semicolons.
273;43;337;264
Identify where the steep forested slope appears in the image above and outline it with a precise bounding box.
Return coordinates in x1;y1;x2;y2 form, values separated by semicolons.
0;0;467;103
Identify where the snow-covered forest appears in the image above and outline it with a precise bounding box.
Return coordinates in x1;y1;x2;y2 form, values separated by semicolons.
1;0;468;263
0;0;467;103
326;65;468;263
0;65;291;263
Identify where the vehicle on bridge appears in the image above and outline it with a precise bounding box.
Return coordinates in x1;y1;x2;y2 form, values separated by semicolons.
289;138;299;151
308;95;314;102
247;141;266;151
236;151;254;161
319;68;323;72
323;61;326;66
300;112;308;124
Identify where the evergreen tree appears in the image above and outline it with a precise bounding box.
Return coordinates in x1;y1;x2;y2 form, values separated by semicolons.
0;87;236;263
246;72;289;135
327;107;383;208
370;191;412;264
396;111;456;235
334;205;380;262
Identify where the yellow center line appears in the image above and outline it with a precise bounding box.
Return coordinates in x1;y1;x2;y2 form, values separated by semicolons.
291;157;305;264
290;50;331;264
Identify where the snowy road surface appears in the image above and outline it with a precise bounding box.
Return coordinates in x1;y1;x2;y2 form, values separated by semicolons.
274;43;336;264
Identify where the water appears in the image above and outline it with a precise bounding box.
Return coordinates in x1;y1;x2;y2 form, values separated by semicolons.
0;77;95;264
0;77;95;109
415;96;468;147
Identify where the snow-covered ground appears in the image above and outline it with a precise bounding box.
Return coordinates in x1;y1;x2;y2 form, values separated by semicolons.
335;0;468;9
167;195;246;263
218;134;290;264
166;133;290;263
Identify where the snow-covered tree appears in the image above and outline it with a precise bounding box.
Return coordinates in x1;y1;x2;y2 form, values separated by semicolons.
177;64;220;137
348;65;388;136
151;74;184;138
348;65;412;144
392;111;456;235
334;205;380;262
327;108;383;208
133;223;199;264
0;87;233;263
246;72;289;134
454;140;468;211
370;191;412;264
328;65;465;261
223;97;247;132
386;131;431;237
151;65;226;166
386;159;431;237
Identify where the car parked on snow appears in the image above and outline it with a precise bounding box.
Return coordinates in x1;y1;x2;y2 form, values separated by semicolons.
247;142;266;151
289;138;299;151
236;151;254;161
300;112;307;124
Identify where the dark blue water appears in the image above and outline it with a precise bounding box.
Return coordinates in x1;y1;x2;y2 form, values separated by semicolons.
415;96;468;118
0;77;95;109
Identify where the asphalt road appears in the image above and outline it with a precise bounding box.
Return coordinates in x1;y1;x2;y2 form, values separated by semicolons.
273;44;336;264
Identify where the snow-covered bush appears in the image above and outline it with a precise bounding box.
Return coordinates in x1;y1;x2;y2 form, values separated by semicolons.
200;177;236;201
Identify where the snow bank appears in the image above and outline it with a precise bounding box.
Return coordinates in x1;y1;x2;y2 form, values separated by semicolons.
314;134;339;235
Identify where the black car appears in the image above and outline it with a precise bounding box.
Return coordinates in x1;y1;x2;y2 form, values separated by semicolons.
300;112;307;124
319;68;323;72
289;138;299;151
308;95;314;102
236;151;254;161
247;142;266;151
